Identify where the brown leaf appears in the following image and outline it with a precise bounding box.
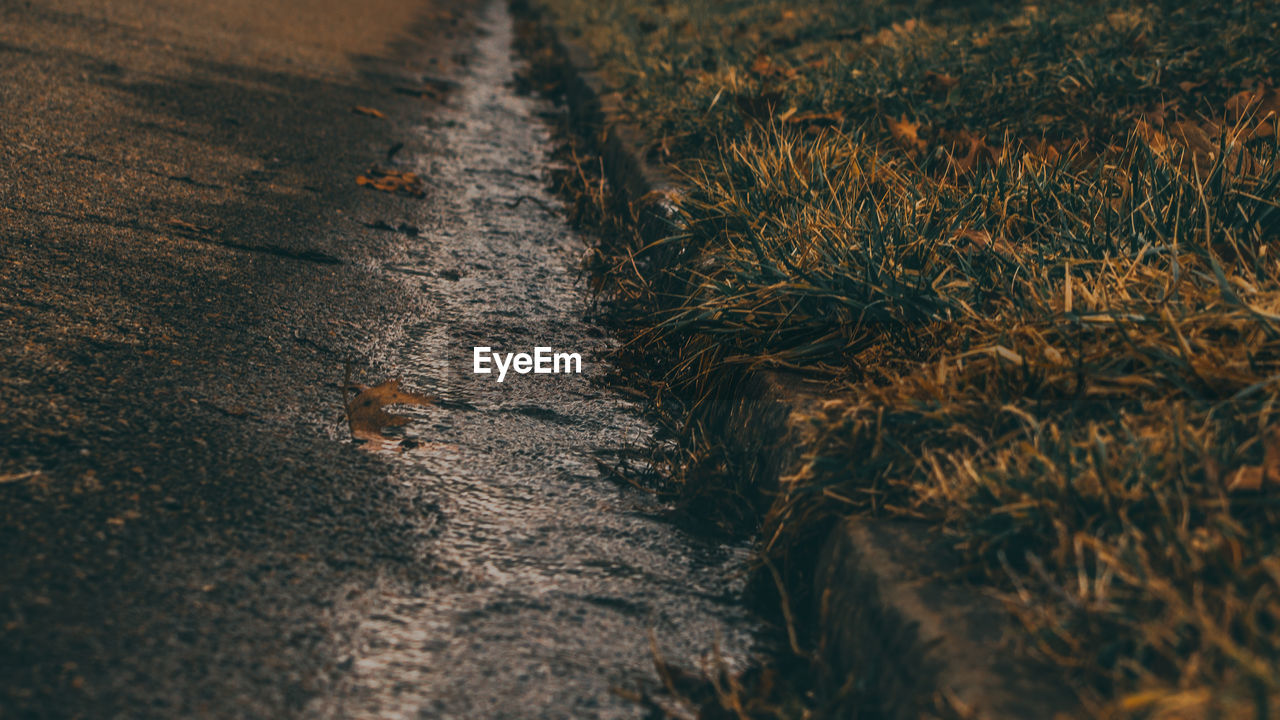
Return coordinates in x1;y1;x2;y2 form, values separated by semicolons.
1105;9;1148;32
1020;140;1062;172
887;115;927;155
948;229;991;253
1135;119;1220;171
1225;83;1280;123
1139;100;1179;127
1168;120;1216;155
356;168;426;198
785;109;845;128
748;55;796;81
949;227;1016;256
923;70;958;93
863;19;923;48
948;132;996;175
352;106;386;119
345;379;436;441
1225;83;1280;142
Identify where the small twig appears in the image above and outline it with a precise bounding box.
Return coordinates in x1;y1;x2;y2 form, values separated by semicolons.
505;194;556;214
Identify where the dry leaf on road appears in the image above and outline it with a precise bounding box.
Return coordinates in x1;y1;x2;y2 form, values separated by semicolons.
356;168;426;197
344;378;436;441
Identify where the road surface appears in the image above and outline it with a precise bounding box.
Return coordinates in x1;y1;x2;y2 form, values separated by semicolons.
0;1;759;717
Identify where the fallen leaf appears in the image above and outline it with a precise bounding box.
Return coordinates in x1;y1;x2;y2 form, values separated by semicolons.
863;18;923;48
887;115;927;155
344;378;436;441
1139;100;1179;127
923;70;958;92
1225;83;1280;142
785;109;845;128
947;132;997;175
748;55;796;81
1225;83;1280;122
1135;119;1218;171
1168;120;1216;156
356;168;426;198
1105;9;1148;32
1020;140;1062;172
352;106;386;119
949;228;991;253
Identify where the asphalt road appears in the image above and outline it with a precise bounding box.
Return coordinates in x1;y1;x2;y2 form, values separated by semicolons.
0;1;757;717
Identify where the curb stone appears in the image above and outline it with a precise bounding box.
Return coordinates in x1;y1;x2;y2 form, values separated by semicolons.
521;7;681;241
513;3;1082;717
711;376;1081;719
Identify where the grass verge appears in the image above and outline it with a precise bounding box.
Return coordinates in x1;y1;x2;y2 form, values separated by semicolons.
525;0;1280;716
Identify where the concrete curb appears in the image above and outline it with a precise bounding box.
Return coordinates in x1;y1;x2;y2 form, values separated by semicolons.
514;3;1081;717
524;10;681;240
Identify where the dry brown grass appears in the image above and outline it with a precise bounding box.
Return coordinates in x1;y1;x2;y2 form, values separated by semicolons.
529;0;1280;714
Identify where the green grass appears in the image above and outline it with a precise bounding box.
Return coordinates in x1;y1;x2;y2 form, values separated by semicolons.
529;0;1280;715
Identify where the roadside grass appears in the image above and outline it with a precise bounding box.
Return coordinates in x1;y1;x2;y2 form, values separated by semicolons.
529;0;1280;715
